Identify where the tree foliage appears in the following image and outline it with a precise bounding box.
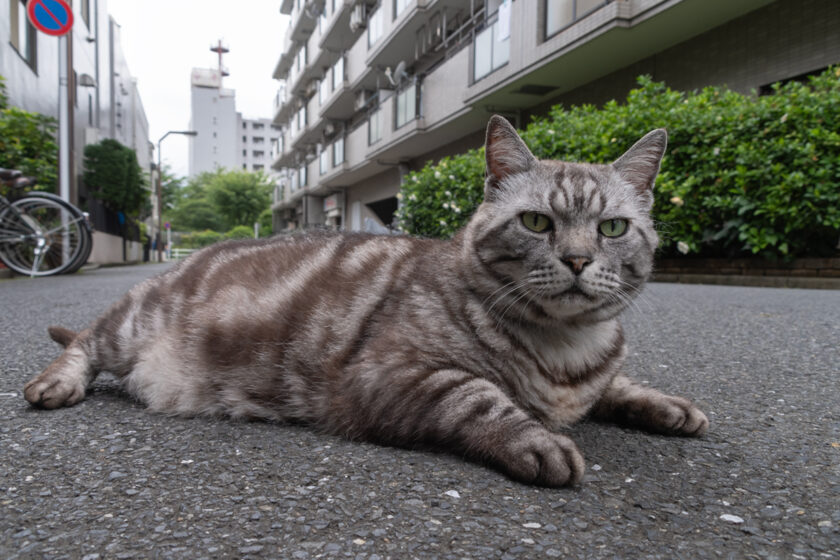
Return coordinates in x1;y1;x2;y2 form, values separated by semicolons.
398;68;840;260
0;75;59;190
83;138;147;217
167;169;273;233
205;169;273;230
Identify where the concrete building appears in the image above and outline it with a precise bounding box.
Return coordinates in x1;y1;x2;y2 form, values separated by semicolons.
0;0;153;264
269;0;840;232
238;116;282;174
188;67;283;182
188;67;239;176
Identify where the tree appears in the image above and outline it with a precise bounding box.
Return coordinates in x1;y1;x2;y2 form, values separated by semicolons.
205;169;273;230
83;138;147;217
159;164;185;211
0;75;59;190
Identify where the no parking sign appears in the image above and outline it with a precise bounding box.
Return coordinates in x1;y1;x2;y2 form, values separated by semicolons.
27;0;74;37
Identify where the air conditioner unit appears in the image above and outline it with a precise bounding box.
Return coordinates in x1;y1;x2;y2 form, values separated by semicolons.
305;80;318;97
349;3;366;32
354;90;370;110
324;122;336;136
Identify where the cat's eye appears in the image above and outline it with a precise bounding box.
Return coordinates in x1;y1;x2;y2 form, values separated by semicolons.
599;218;628;237
521;212;552;233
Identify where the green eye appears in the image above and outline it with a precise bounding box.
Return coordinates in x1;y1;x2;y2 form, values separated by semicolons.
599;218;628;237
521;212;551;233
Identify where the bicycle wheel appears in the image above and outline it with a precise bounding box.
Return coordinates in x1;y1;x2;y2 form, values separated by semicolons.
22;192;94;274
0;195;87;276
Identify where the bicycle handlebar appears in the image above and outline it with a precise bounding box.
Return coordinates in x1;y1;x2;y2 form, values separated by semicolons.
0;168;36;189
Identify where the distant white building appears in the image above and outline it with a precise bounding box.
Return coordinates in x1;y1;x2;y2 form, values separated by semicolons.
188;68;238;176
237;116;281;175
188;67;281;180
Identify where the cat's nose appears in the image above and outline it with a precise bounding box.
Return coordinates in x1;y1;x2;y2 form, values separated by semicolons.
561;255;592;275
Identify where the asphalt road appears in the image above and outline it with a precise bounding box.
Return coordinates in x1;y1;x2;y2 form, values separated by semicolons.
1;262;838;559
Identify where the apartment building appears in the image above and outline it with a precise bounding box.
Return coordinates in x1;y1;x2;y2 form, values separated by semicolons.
189;68;283;182
1;0;153;264
238;116;281;174
270;0;840;232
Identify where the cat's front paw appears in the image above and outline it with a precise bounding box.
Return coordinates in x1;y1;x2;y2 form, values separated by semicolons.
498;429;585;487
639;394;709;437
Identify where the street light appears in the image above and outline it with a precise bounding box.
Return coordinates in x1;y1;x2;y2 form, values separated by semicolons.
156;130;197;261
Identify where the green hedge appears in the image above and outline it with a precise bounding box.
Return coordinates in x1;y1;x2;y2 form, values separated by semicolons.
397;68;840;259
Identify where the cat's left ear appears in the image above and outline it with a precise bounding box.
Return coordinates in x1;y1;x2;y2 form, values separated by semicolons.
484;115;537;201
613;129;668;205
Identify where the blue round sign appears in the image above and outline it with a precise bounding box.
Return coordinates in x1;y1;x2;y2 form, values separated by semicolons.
27;0;74;37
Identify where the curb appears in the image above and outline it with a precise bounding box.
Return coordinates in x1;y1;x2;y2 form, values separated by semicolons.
652;273;840;290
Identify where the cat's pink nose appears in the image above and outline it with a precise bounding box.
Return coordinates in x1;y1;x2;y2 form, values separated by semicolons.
561;255;591;275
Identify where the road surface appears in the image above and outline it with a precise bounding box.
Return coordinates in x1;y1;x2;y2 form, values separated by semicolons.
1;262;838;558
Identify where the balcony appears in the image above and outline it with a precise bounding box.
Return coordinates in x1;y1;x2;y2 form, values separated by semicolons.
318;0;362;51
288;0;323;43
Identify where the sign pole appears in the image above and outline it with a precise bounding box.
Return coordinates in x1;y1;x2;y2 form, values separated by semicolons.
57;33;69;203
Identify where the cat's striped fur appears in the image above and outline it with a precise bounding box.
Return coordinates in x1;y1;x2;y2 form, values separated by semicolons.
24;116;708;486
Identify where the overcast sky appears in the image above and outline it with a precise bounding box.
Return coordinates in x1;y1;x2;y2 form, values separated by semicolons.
107;0;288;179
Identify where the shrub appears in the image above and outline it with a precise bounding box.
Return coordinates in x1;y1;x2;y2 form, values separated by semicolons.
179;230;224;249
83;138;147;217
398;68;840;259
225;225;254;240
0;75;58;190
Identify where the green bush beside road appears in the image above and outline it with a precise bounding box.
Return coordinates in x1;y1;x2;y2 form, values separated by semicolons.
397;68;840;260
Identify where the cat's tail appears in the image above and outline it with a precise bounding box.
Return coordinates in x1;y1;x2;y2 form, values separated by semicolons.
48;326;78;348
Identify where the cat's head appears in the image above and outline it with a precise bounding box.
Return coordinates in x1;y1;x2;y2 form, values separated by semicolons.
462;115;665;324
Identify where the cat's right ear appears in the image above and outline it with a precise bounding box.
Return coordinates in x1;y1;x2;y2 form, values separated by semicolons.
484;115;536;201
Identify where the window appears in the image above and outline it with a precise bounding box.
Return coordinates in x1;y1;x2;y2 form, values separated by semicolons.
295;45;308;73
299;164;308;187
320;148;329;175
10;0;37;70
253;123;265;130
545;0;607;39
395;83;417;129
368;108;382;144
242;122;247;129
333;137;345;167
254;164;264;171
242;135;247;143
253;150;265;158
473;3;510;82
253;137;265;144
243;150;247;156
331;57;344;91
367;7;384;47
80;0;91;29
319;77;331;105
394;0;411;18
293;106;307;135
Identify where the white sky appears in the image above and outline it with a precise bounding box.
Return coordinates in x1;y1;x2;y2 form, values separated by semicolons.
107;0;288;179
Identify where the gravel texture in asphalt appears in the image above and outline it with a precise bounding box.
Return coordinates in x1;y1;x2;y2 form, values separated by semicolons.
1;262;838;559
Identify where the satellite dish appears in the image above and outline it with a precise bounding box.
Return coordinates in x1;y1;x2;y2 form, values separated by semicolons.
384;67;396;87
394;61;408;84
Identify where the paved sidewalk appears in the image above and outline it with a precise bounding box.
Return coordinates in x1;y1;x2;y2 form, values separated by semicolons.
1;263;838;558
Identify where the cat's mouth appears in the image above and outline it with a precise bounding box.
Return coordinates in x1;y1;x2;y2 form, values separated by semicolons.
550;284;596;301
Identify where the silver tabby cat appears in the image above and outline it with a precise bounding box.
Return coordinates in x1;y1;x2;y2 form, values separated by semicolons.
24;116;708;487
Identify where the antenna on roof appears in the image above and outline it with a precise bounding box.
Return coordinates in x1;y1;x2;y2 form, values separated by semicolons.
210;39;230;87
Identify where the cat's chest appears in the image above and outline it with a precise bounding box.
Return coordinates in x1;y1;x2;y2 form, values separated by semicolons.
511;321;625;428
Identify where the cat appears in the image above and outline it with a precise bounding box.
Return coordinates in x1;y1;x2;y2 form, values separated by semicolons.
24;116;708;487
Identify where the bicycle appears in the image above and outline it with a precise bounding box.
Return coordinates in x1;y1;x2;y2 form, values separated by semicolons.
0;168;93;277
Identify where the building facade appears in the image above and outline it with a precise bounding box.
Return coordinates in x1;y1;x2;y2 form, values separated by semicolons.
0;0;153;264
270;0;840;232
238;116;282;174
189;68;283;184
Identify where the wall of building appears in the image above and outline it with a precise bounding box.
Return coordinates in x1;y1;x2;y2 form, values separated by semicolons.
189;83;238;176
535;0;840;112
